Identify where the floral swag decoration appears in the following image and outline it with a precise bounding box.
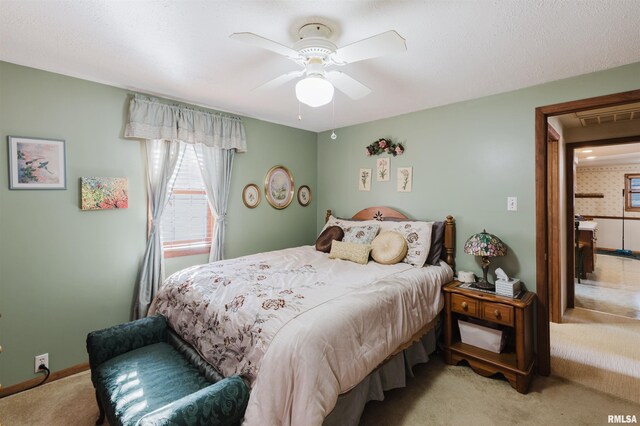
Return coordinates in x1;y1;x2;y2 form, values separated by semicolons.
365;138;404;157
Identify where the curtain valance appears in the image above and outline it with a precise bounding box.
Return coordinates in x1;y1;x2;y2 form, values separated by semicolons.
124;95;247;152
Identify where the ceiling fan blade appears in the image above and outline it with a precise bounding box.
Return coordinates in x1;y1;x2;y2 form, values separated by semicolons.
333;30;406;64
254;70;305;91
230;32;299;58
325;71;371;100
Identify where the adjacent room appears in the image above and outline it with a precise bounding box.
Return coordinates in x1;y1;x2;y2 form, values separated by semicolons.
545;105;640;405
574;141;640;319
1;1;639;425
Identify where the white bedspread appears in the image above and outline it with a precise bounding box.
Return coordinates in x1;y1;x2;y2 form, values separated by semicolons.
150;245;452;425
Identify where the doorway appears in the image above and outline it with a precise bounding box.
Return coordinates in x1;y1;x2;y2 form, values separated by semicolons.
567;138;640;320
534;89;640;376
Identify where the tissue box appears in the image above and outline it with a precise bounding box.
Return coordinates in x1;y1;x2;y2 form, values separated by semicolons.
458;319;506;353
495;278;521;297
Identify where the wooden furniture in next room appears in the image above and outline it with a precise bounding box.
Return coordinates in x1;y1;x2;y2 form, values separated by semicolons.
442;281;535;393
576;221;598;279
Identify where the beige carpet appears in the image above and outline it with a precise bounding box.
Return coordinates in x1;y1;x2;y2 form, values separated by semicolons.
0;370;101;426
550;308;640;405
1;354;638;426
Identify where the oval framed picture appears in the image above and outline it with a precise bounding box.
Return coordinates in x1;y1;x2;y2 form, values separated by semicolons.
242;183;260;208
264;165;294;209
297;185;311;207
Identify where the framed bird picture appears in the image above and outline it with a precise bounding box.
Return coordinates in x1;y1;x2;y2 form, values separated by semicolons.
8;136;67;189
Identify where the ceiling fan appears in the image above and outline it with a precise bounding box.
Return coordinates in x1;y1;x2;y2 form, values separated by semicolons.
230;23;407;107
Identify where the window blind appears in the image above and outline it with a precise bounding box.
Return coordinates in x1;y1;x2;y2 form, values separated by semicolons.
161;146;212;247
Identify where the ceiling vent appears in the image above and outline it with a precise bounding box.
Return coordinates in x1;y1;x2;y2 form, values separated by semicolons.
575;105;640;127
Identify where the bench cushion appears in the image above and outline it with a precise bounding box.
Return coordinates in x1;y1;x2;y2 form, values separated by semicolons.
96;342;211;426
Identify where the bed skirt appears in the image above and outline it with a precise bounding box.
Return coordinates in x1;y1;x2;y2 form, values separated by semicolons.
323;324;438;426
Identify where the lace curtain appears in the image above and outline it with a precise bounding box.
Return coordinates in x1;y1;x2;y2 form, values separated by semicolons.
126;95;246;318
133;139;185;319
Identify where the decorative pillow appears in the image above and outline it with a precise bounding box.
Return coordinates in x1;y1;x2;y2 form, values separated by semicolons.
426;221;445;266
371;232;408;265
379;220;433;267
315;226;345;253
320;215;380;236
342;224;380;244
328;241;372;265
383;218;445;266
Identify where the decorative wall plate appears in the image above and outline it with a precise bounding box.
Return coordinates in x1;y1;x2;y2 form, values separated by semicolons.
297;185;312;207
242;183;260;208
264;165;294;209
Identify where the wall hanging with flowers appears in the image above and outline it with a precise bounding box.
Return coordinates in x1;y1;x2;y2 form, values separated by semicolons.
365;138;404;157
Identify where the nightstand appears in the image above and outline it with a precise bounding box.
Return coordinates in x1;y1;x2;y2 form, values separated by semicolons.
442;280;535;393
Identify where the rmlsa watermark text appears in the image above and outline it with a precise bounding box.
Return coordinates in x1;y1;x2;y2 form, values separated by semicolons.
608;415;637;424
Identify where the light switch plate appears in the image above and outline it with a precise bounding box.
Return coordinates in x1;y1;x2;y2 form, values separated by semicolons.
507;197;517;211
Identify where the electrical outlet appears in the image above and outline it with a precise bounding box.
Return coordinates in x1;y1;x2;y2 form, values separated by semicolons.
507;196;518;211
34;353;48;373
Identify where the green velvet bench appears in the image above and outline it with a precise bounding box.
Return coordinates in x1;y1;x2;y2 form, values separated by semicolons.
86;315;249;426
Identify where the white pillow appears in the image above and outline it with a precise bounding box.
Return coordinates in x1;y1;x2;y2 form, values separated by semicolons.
371;232;408;265
320;215;380;235
379;220;433;267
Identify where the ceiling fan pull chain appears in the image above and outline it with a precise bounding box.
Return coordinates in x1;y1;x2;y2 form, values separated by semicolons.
331;97;337;140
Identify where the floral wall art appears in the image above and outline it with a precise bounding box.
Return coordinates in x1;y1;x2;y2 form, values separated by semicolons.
376;157;390;182
365;138;404;157
397;167;413;192
359;168;371;191
362;137;409;191
81;177;129;210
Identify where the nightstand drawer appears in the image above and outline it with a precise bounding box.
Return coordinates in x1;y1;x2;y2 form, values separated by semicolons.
451;294;479;317
482;301;513;326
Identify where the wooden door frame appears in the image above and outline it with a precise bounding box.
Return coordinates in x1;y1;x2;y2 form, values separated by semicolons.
534;89;640;376
547;127;561;323
565;135;640;310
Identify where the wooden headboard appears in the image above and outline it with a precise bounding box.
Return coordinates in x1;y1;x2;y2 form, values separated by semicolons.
325;207;456;269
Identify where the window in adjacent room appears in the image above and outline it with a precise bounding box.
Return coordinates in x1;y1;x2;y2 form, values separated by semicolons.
625;173;640;212
161;146;213;257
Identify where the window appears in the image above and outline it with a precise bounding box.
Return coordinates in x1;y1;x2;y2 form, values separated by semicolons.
161;146;213;257
625;173;640;212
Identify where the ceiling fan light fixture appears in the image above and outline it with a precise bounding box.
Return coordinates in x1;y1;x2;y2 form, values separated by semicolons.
295;76;334;107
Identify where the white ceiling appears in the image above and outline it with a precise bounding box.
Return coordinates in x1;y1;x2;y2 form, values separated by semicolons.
2;1;640;132
576;142;640;167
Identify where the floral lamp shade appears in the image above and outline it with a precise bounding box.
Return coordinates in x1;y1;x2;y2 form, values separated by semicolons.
464;230;507;257
464;230;507;290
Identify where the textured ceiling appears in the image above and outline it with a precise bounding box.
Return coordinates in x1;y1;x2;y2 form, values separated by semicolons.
576;142;640;167
1;1;640;132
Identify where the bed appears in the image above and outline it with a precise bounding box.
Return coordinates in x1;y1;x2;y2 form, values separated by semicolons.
149;207;456;425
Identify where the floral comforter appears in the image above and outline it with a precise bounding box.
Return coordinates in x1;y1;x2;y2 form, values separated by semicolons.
149;245;452;425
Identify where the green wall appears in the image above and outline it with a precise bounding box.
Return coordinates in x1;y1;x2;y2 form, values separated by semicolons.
1;58;639;389
316;62;640;290
0;61;317;387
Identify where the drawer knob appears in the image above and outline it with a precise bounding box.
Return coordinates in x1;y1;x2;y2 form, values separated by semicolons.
494;309;501;318
461;302;468;310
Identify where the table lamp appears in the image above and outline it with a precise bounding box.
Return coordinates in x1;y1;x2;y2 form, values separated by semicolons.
463;230;507;290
